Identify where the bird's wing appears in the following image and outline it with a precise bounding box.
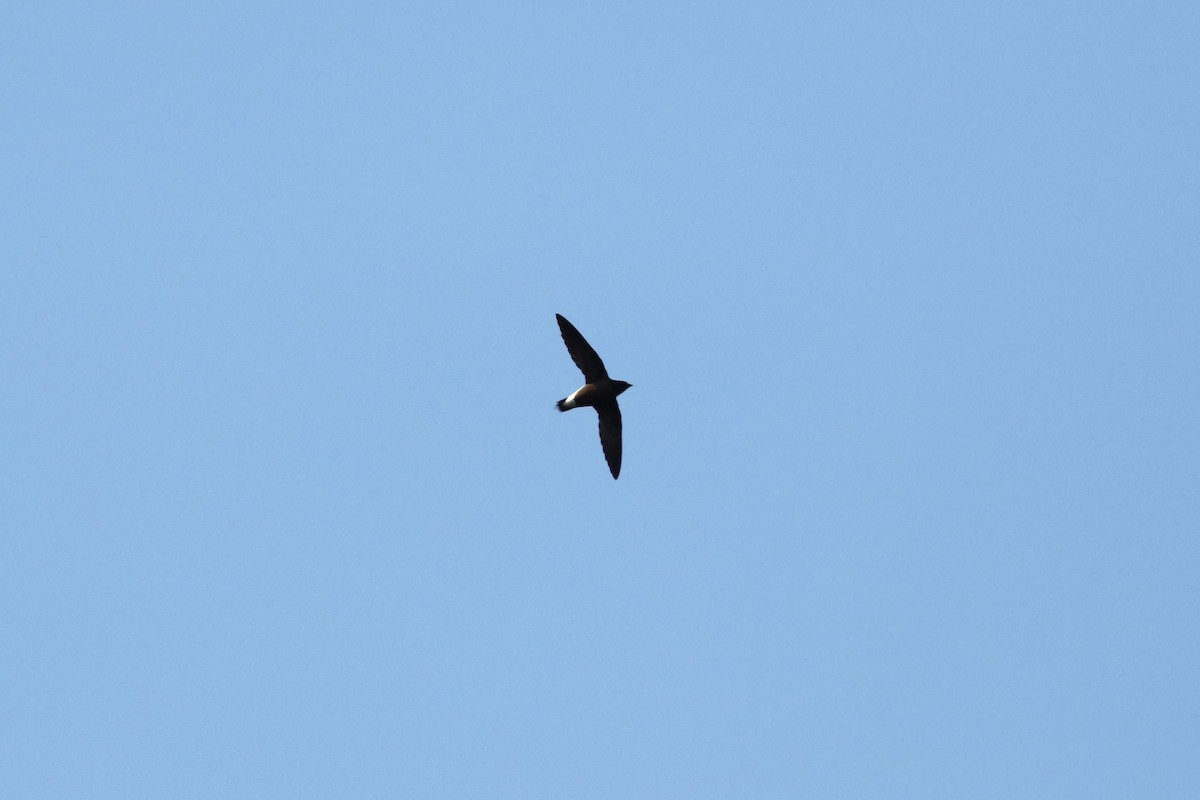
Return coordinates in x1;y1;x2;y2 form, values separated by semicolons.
595;399;622;479
556;314;609;383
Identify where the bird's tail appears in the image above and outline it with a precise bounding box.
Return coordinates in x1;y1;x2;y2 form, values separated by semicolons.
555;398;569;411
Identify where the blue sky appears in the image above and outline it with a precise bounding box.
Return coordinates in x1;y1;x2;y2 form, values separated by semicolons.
3;2;1198;797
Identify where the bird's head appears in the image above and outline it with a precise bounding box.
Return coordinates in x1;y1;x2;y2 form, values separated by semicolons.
614;381;632;396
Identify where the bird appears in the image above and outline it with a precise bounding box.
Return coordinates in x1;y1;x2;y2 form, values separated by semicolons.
555;313;632;479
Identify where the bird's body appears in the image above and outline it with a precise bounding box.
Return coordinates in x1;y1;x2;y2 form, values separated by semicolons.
556;378;630;411
554;314;632;479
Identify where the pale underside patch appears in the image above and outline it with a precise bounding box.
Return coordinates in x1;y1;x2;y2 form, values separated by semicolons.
561;386;585;410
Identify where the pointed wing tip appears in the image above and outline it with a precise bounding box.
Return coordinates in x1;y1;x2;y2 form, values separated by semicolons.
605;455;620;479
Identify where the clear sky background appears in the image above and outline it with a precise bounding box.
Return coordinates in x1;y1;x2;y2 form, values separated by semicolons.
3;2;1198;797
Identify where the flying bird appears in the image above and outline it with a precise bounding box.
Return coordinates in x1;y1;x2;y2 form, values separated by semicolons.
555;313;632;479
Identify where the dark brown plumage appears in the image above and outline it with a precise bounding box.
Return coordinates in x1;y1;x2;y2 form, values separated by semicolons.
555;314;632;479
